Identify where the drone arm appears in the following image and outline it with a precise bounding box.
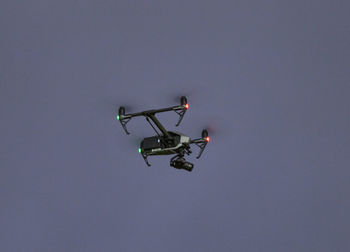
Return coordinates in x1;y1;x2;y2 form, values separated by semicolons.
145;104;188;127
117;96;188;134
147;114;171;139
151;105;183;113
118;104;187;135
145;117;161;136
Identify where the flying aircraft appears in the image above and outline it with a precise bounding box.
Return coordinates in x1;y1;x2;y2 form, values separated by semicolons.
117;96;210;172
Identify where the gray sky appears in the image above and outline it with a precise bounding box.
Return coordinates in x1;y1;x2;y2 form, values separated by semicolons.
1;0;350;251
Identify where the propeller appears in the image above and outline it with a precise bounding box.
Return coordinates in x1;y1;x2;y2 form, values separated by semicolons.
165;88;198;105
194;122;219;140
97;95;141;117
129;135;144;148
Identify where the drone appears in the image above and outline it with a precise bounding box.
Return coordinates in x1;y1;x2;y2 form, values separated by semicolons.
117;96;210;172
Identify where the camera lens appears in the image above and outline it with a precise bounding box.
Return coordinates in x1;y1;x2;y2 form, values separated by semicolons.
170;158;193;171
182;161;193;172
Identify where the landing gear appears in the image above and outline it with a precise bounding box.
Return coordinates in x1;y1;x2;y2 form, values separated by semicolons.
141;152;151;166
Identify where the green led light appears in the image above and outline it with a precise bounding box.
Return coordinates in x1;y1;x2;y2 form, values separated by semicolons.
138;148;142;153
117;115;120;120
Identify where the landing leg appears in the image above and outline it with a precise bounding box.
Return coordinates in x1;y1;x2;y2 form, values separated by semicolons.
141;153;151;166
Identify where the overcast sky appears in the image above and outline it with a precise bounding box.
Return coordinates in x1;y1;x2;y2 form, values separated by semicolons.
1;0;350;251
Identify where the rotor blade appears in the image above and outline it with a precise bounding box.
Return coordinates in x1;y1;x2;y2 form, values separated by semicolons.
97;96;140;114
193;122;220;138
115;105;137;115
126;135;144;147
164;89;197;105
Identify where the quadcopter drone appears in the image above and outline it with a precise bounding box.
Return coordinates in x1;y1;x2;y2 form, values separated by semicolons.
117;96;210;172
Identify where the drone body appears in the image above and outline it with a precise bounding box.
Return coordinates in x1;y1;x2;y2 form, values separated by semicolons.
117;96;210;172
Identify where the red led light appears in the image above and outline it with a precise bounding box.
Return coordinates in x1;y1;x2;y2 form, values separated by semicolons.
185;104;189;109
205;136;210;142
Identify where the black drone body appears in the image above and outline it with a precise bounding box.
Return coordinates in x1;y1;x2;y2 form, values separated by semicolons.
117;96;210;172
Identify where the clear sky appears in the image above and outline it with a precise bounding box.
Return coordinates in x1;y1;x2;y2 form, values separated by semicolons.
1;0;350;251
